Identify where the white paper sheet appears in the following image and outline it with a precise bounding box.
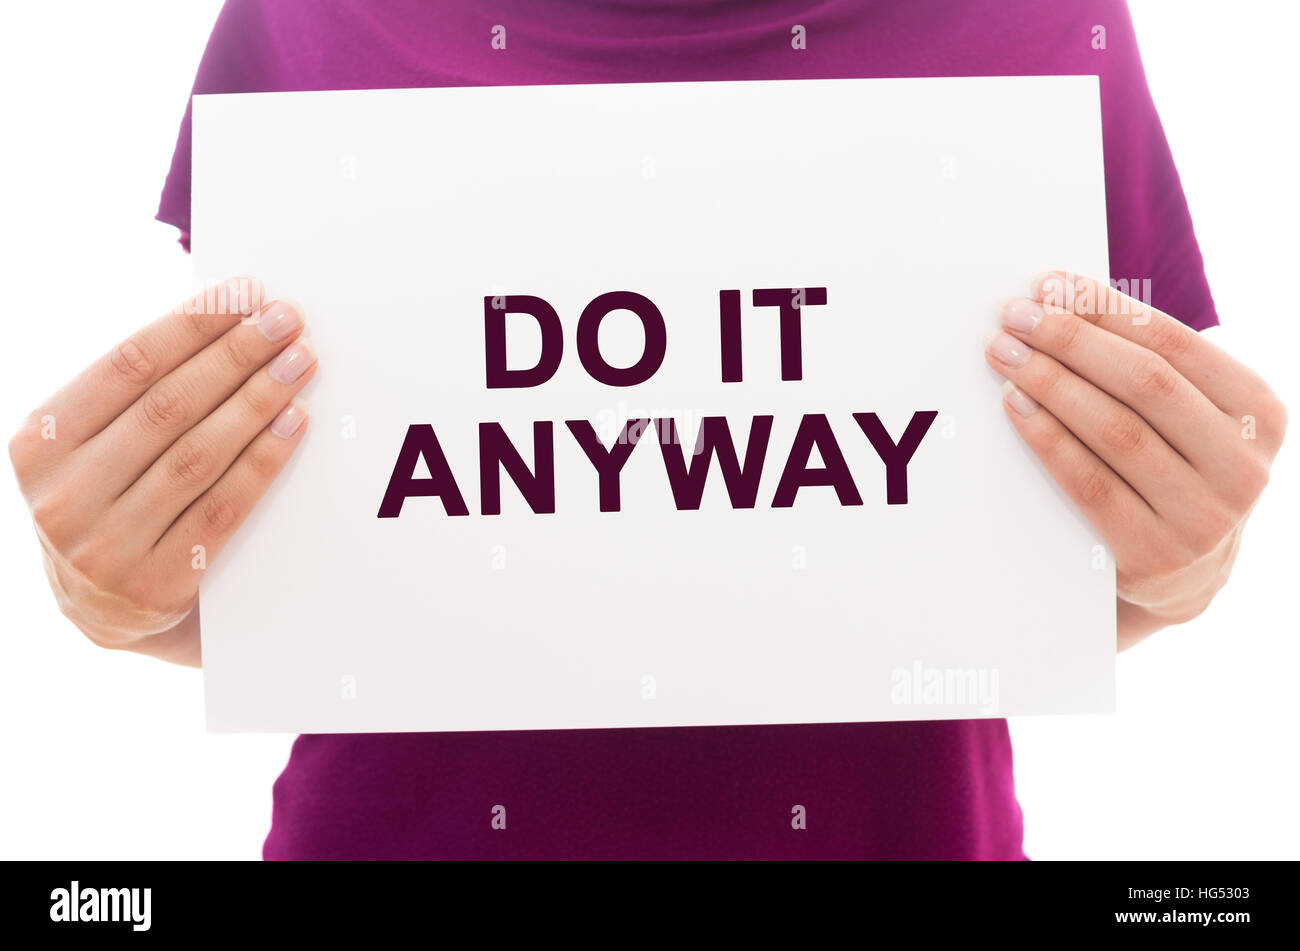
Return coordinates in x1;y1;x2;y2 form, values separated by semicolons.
192;77;1115;733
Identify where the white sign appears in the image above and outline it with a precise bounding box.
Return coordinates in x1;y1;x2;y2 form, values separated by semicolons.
192;77;1115;733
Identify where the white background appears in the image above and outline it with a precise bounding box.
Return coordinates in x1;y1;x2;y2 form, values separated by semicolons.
0;1;1294;859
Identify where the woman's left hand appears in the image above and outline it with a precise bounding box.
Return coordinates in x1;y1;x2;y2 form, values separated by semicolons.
984;271;1286;650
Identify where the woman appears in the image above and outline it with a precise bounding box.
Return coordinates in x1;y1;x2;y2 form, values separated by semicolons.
8;0;1285;859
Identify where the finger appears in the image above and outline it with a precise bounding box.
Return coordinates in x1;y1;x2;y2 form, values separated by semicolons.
26;278;263;456
1031;271;1269;418
151;399;310;575
984;330;1202;517
998;296;1235;474
996;379;1159;550
78;299;307;498
112;339;318;545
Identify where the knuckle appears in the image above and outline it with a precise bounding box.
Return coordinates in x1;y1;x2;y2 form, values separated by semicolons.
1147;319;1191;359
6;431;23;473
1190;505;1236;554
1037;422;1073;462
1035;359;1068;400
245;441;282;480
1251;387;1288;450
179;306;224;342
30;494;56;530
1077;277;1111;317
221;329;261;373
1052;316;1085;354
66;536;118;585
1098;411;1145;455
165;439;214;490
7;420;38;476
108;337;155;387
1097;280;1125;315
180;309;208;338
30;484;75;539
199;493;239;536
1132;356;1178;401
1075;464;1113;508
1230;455;1271;504
66;541;101;578
1066;276;1093;315
1269;401;1289;452
240;382;276;419
1251;458;1273;496
117;573;165;616
140;383;187;429
1274;395;1289;441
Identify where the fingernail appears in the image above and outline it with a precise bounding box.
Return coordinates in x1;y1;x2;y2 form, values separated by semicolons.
268;338;316;384
984;330;1032;368
255;299;305;343
1001;298;1043;333
1002;380;1038;416
271;398;308;438
1031;271;1073;309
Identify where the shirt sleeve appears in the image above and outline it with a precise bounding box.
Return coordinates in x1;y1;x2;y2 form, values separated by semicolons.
1091;0;1219;330
155;0;280;251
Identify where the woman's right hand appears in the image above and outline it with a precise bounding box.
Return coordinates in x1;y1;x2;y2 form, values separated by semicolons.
7;278;317;667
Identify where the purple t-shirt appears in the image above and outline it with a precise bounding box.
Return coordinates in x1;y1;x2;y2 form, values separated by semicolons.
159;0;1218;859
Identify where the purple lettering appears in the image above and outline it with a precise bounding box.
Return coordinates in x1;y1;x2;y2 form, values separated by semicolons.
719;289;743;383
566;418;648;512
657;416;774;510
853;411;938;505
484;294;564;389
479;421;556;515
575;291;667;386
377;424;470;518
771;413;863;507
750;287;827;381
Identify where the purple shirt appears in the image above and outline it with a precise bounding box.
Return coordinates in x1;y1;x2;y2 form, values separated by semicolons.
159;0;1217;859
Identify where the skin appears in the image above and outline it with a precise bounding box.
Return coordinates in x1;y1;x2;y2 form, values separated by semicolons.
987;272;1286;651
8;278;316;667
8;272;1286;665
